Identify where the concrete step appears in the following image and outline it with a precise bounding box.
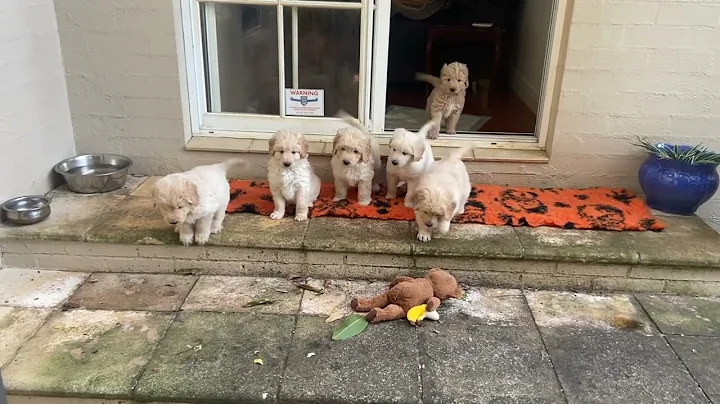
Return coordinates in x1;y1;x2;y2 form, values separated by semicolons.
2;176;720;295
2;269;720;404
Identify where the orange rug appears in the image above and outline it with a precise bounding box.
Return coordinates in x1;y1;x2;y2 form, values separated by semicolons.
227;180;664;231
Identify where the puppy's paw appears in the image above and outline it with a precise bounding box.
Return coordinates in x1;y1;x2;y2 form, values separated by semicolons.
211;224;223;234
427;128;439;139
358;198;372;206
448;129;457;136
386;191;397;199
404;199;414;208
333;196;345;202
174;226;181;234
194;232;210;245
179;233;194;246
372;183;380;192
270;211;284;220
294;212;308;222
417;232;432;242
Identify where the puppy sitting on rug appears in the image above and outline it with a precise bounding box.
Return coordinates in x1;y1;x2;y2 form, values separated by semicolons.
386;120;435;207
267;130;321;221
331;111;382;206
416;62;469;139
152;158;246;246
411;147;471;242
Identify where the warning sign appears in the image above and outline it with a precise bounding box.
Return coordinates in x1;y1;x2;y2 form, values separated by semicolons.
285;89;324;117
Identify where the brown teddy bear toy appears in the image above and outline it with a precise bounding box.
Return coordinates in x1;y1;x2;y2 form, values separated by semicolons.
350;268;464;323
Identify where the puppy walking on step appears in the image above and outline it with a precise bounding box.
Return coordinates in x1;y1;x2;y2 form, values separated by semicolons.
416;62;469;139
152;158;246;246
411;147;471;242
386;120;435;207
267;130;321;221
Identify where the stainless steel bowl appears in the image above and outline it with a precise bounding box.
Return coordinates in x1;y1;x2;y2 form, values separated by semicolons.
1;195;51;225
54;154;133;194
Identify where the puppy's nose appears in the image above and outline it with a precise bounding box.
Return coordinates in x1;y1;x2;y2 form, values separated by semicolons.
283;162;291;167
425;222;433;228
391;160;399;165
169;220;178;225
343;160;350;165
449;87;457;93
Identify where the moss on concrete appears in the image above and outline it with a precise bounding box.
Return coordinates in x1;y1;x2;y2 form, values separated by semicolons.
304;217;414;255
85;196;179;245
412;223;523;258
210;213;307;249
515;226;639;264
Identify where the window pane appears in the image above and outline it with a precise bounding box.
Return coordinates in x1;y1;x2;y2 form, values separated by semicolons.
206;3;280;115
283;7;361;118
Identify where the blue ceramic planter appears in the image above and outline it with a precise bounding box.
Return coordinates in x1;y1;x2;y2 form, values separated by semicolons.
638;144;720;215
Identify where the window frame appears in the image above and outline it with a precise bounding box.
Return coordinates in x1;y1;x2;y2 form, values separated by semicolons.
177;0;571;152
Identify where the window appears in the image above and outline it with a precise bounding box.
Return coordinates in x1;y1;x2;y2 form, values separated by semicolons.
180;0;568;150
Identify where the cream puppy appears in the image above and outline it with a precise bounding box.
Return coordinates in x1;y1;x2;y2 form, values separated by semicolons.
267;130;321;221
416;62;469;139
386;120;435;207
411;148;471;242
153;158;245;246
331;112;381;205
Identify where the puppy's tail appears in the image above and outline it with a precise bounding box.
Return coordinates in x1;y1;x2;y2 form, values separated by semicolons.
442;146;470;162
416;120;436;139
415;72;441;88
217;157;249;173
336;110;369;135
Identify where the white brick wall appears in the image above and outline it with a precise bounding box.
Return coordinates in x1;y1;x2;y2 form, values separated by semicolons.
0;0;75;202
53;0;720;230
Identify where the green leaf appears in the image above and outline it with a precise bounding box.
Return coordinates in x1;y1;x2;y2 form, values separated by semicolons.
331;313;369;341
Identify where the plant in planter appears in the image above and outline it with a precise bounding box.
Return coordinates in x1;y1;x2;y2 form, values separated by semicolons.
635;138;720;215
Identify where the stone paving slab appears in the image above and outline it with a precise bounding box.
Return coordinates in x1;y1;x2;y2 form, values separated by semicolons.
412;224;523;258
0;306;53;367
64;273;197;311
0;268;87;308
542;329;709;404
419;324;564;404
300;279;386;318
2;309;172;398
49;175;147;197
182;275;302;314
515;226;639;264
636;294;720;336
211;213;307;249
0;195;125;242
85;196;178;245
135;312;294;403
525;291;657;334
667;335;720;397
279;315;421;404
626;216;720;267
304;217;413;255
130;176;159;197
440;288;534;327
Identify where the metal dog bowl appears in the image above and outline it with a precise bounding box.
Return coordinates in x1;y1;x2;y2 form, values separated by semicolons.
1;195;51;225
54;154;133;194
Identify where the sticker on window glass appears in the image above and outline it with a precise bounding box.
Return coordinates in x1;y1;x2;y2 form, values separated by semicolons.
285;89;325;117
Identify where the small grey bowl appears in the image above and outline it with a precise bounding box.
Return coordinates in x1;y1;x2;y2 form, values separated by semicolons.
54;154;133;194
1;195;51;225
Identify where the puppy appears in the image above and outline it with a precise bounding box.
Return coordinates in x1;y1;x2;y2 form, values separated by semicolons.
331;111;381;206
267;130;321;221
386;120;435;207
411;147;471;242
415;62;469;139
152;158;245;246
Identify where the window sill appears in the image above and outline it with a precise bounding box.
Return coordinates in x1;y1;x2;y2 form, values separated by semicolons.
185;135;550;163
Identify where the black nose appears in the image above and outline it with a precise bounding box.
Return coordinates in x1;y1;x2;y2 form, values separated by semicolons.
343;160;350;165
169;220;178;225
283;162;291;167
391;160;399;165
450;88;457;92
425;222;433;227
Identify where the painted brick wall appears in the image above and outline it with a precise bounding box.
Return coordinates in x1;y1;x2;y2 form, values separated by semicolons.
54;0;720;229
0;0;75;203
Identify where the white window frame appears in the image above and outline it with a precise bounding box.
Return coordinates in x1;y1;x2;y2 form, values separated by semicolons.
178;0;570;150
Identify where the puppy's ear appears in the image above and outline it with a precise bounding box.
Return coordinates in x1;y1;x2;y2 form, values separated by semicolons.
442;200;457;221
269;134;277;156
360;139;372;164
412;139;425;162
332;132;343;156
181;179;199;206
298;135;309;158
461;64;470;88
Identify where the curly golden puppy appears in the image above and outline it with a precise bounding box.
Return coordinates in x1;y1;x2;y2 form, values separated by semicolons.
331;112;381;206
416;62;469;139
268;130;321;222
411;147;471;242
386;120;435;207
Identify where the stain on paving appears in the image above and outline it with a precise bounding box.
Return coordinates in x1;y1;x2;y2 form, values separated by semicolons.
0;306;53;368
65;273;197;311
441;287;533;326
1;309;173;398
182;276;302;314
525;290;656;334
0;268;87;308
300;279;386;318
